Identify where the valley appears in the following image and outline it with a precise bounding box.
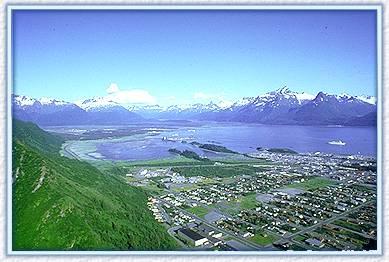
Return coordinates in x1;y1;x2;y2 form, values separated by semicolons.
11;90;378;251
9;6;380;254
34;121;378;252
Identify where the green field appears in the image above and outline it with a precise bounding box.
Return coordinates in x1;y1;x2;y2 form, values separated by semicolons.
185;206;209;218
293;235;307;242
171;164;266;178
239;193;259;210
249;233;279;246
287;176;337;191
211;193;259;215
122;156;202;167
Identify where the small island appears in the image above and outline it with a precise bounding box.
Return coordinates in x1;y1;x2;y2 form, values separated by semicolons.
190;141;239;154
168;148;211;162
199;144;238;154
256;147;298;154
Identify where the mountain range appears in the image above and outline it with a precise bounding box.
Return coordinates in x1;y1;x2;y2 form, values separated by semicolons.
12;86;377;126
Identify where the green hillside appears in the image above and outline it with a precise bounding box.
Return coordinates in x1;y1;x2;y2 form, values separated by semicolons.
13;119;65;155
12;119;178;251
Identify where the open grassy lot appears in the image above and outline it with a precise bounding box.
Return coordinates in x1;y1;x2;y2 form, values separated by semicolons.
211;193;259;215
287;176;337;191
185;206;209;218
120;156;203;167
249;233;279;246
239;193;259;210
294;235;307;242
210;201;241;216
171;164;266;178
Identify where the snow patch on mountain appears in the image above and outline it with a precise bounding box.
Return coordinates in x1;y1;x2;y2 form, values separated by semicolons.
357;95;376;105
216;100;234;109
295;92;316;103
271;86;315;104
233;97;255;107
39;97;69;106
234;86;315;110
79;97;122;112
13;95;36;107
128;104;163;112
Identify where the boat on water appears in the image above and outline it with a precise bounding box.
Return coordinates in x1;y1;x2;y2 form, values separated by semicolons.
328;140;346;146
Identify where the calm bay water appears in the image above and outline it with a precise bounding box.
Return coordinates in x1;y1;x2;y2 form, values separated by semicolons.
50;122;377;161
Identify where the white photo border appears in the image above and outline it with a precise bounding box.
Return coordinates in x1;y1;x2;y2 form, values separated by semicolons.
5;4;383;256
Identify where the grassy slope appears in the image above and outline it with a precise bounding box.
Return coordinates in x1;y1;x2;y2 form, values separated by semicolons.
12;120;178;250
13;119;65;154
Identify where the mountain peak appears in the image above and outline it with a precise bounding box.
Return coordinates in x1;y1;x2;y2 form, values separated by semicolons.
79;97;122;112
313;91;330;102
357;95;376;105
39;97;69;106
276;86;291;94
13;95;37;107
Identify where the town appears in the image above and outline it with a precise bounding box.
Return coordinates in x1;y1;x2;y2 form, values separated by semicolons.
126;150;377;251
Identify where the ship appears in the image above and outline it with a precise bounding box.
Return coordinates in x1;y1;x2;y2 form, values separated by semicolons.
328;140;346;146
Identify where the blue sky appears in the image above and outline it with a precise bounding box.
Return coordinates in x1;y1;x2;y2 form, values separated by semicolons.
13;9;377;105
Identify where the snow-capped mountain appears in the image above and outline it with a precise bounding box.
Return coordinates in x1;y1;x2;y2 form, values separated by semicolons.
13;95;38;107
128;104;164;112
127;104;165;119
129;101;230;120
213;87;316;123
231;97;256;108
290;92;376;125
79;97;142;124
196;87;375;125
12;87;377;126
228;87;314;112
38;97;69;106
165;101;224;113
154;102;222;120
12;95;142;126
14;95;72;108
13;95;88;125
356;95;376;105
78;97;123;112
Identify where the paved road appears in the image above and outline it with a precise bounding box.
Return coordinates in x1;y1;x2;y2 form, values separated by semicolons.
167;226;187;248
62;142;82;160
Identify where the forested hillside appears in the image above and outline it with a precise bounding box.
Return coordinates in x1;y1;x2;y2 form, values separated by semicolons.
12;119;177;250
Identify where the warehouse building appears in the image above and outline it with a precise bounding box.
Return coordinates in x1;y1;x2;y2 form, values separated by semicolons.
178;228;208;246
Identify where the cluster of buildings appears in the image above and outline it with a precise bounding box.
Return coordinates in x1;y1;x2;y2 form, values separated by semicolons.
147;196;194;225
232;182;375;241
250;151;377;186
140;149;377;251
133;168;205;188
147;197;165;223
173;171;306;206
